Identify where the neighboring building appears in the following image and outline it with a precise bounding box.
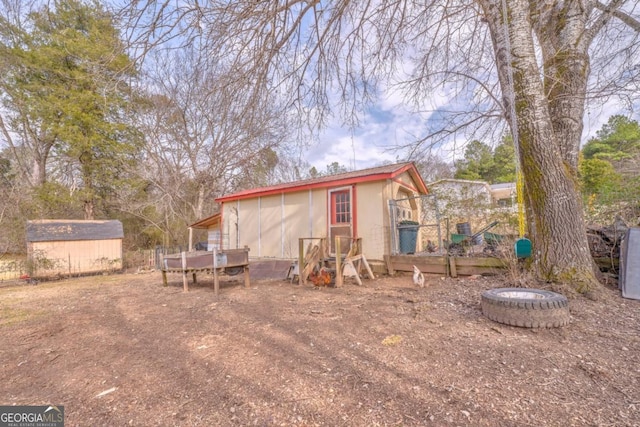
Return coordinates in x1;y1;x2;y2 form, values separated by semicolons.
194;163;428;262
489;182;517;209
426;179;518;240
26;219;124;277
427;179;517;211
427;179;493;214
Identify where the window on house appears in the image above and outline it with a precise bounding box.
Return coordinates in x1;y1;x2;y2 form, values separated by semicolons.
331;190;351;224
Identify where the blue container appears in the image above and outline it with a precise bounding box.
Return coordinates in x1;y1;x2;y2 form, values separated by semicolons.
514;238;532;258
398;220;419;254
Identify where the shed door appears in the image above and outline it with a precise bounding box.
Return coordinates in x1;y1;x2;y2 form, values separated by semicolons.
329;188;352;253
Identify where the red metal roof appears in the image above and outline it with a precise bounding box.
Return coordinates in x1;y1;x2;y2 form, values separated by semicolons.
215;162;428;203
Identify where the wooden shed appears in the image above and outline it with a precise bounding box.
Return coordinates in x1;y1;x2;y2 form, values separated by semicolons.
26;219;124;277
200;162;428;266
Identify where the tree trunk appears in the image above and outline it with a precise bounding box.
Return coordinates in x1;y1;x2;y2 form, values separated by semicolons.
84;199;95;220
80;150;95;220
479;0;599;292
533;1;591;173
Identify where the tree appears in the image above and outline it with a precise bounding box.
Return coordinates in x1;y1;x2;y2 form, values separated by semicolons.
0;0;139;219
123;1;640;292
130;46;292;244
579;115;640;215
454;137;515;183
415;154;454;183
492;137;516;183
579;156;621;197
454;140;495;182
325;162;349;176
583;115;640;161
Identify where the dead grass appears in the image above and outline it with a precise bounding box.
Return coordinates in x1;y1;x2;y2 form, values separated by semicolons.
0;272;639;426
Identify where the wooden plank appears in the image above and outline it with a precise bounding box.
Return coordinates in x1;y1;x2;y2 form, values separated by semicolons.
387;255;506;267
298;239;304;286
335;237;343;287
391;261;447;275
213;247;219;296
390;257;447;270
384;255;395;275
243;265;250;288
387;255;507;277
361;254;375;280
452;257;507;268
343;260;362;285
449;256;457;278
181;252;188;292
455;265;504;276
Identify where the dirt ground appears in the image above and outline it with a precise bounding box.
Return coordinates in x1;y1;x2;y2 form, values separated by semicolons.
1;270;639;427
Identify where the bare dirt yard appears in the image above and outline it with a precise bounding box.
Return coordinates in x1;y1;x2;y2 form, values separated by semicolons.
1;270;639;426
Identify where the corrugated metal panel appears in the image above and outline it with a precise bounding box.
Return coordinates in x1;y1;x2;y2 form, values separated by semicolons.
620;227;640;300
215;162;428;202
26;220;124;242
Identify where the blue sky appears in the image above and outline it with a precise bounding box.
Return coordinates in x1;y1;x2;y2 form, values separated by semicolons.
303;90;639;172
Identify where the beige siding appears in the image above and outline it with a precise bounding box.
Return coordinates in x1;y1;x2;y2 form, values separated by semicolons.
219;172;425;262
238;198;259;250
30;239;122;276
260;195;282;257
282;191;309;258
356;181;387;260
222;203;238;248
395;170;422;193
310;189;327;237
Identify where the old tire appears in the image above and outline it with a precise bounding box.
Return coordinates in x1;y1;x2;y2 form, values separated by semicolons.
481;288;570;328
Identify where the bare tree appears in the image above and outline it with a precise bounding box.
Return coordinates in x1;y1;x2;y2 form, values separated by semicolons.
131;46;291;234
120;0;640;291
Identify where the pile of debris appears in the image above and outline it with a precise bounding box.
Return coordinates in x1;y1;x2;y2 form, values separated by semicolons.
587;216;629;275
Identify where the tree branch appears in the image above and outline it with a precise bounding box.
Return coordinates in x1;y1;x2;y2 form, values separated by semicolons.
587;0;639;44
594;0;640;31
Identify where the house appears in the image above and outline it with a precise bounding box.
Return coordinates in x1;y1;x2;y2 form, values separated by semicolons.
193;162;428;265
489;182;517;209
427;179;493;213
26;219;124;277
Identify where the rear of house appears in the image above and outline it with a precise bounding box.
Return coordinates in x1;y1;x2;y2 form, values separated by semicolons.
26;220;124;277
211;162;428;263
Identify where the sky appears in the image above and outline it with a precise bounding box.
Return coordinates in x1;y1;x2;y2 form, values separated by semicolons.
302;83;463;171
303;89;638;172
109;0;639;175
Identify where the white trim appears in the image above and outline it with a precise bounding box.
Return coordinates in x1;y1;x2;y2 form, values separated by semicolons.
281;193;285;258
257;197;262;257
308;190;313;237
236;200;240;249
328;186;353;252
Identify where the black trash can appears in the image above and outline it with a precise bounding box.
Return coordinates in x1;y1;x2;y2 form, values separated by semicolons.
456;222;472;236
398;220;419;254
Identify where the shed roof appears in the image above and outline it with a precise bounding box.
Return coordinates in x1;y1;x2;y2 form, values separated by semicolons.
428;178;491;187
189;213;221;229
215;162;428;203
26;220;124;242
